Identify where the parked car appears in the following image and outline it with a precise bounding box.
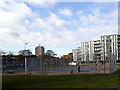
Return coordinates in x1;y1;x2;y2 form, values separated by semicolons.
7;69;15;74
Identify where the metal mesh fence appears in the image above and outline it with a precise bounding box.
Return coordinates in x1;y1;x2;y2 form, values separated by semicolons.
25;56;117;75
26;57;74;75
109;53;117;74
26;57;101;75
2;55;118;75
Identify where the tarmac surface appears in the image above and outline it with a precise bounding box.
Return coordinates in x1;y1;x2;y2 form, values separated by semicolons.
2;64;120;76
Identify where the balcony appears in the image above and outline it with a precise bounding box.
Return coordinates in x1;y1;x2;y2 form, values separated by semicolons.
94;49;101;52
94;42;100;45
94;45;101;48
94;52;101;55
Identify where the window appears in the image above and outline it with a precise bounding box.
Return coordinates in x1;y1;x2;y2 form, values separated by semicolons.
109;39;111;42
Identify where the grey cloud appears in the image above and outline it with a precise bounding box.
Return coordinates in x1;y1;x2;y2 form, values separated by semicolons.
9;32;20;38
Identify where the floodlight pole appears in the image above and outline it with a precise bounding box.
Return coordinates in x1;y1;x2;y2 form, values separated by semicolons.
25;43;28;75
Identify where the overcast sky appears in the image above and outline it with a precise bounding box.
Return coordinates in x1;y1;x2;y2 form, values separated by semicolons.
0;0;118;57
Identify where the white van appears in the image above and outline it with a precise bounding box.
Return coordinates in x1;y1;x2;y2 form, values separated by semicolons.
69;62;77;65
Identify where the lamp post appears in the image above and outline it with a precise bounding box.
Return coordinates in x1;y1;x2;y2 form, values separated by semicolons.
25;43;28;75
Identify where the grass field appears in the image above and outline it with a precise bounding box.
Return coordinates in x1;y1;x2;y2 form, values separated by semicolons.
2;69;120;89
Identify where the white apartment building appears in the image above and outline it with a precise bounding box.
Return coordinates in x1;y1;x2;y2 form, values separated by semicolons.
72;40;99;62
101;34;120;61
72;34;120;62
94;40;101;61
72;47;82;61
81;41;94;61
81;40;101;62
